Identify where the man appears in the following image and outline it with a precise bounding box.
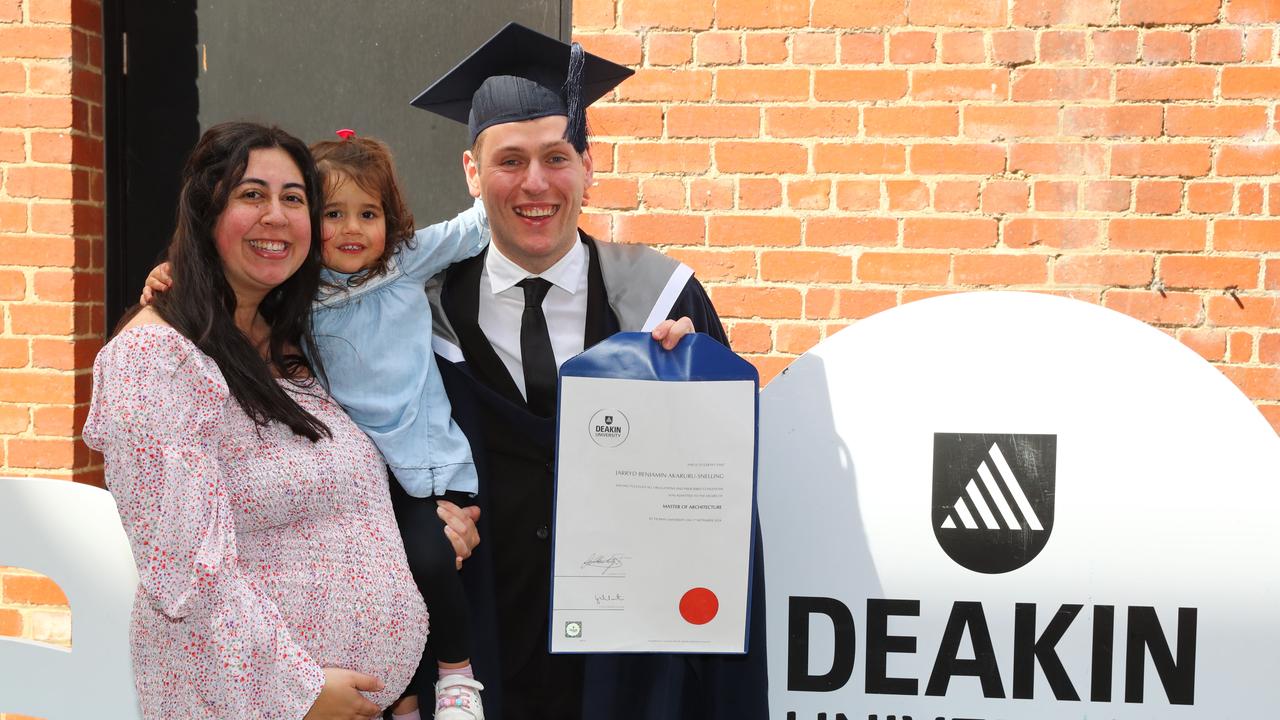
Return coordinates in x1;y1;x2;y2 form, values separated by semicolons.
412;22;770;720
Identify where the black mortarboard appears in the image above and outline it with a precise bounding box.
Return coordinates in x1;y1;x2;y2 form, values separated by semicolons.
409;22;634;153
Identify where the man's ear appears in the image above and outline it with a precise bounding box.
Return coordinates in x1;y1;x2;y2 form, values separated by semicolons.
581;146;594;200
463;150;482;199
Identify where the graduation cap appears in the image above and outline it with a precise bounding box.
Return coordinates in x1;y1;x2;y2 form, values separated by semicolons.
409;22;634;153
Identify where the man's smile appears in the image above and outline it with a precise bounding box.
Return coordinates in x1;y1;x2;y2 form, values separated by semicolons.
514;204;559;219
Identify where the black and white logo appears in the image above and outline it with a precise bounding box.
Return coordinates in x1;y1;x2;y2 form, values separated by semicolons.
565;620;582;638
932;433;1056;574
589;409;629;448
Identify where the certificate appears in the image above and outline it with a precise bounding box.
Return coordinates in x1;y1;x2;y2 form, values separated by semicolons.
550;332;758;653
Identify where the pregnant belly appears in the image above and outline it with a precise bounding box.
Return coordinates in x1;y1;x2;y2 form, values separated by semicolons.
270;571;430;707
250;563;429;708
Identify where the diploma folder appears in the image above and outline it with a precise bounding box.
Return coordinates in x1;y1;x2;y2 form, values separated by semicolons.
550;332;759;654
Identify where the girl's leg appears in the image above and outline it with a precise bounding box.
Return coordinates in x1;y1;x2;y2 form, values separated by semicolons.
389;480;476;694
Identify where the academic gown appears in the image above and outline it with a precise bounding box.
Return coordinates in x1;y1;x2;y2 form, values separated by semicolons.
426;231;770;720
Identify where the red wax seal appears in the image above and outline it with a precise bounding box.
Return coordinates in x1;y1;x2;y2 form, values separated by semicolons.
336;128;356;140
679;587;719;625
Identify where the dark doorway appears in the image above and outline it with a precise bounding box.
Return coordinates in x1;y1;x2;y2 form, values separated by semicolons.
102;0;199;331
104;0;572;330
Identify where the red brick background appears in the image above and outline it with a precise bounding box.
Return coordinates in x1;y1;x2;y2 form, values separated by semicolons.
1;1;103;716
0;0;105;484
575;0;1280;434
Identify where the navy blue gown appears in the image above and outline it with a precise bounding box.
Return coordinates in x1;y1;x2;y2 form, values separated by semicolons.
424;233;770;720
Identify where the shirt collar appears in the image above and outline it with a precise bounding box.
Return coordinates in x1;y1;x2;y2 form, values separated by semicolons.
485;236;585;295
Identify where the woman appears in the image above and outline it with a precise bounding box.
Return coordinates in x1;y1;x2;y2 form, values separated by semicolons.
83;122;427;720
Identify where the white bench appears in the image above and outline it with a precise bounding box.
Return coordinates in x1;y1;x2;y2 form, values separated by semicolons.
0;476;142;719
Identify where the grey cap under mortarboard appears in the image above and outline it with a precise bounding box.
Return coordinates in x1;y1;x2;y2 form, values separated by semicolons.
409;22;634;153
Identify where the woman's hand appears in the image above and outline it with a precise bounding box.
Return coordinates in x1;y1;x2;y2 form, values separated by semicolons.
437;500;481;570
138;262;173;305
650;316;696;350
303;668;384;720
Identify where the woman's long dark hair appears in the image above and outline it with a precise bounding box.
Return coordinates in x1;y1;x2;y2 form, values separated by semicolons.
147;121;331;441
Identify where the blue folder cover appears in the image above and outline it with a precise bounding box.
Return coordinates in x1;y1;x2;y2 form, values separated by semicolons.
550;331;760;653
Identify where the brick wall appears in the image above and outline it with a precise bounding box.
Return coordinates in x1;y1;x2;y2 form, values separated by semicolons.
0;0;104;716
0;0;106;479
574;0;1280;434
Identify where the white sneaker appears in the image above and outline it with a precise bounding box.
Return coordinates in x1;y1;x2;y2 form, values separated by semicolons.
434;674;485;720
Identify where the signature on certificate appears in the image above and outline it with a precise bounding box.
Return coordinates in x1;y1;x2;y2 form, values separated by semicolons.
594;592;624;605
581;553;626;575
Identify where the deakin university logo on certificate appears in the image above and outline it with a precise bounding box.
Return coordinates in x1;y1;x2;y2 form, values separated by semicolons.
932;432;1057;574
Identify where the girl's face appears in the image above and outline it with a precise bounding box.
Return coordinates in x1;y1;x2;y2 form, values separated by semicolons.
320;171;387;274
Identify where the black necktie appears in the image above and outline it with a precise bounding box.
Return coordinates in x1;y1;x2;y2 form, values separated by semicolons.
516;277;557;417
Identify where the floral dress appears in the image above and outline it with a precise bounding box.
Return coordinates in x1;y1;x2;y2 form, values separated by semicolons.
82;324;428;719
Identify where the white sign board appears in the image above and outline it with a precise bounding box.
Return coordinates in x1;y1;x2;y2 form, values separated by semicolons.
759;292;1280;719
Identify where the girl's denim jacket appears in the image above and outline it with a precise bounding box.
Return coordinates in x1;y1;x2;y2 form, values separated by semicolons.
311;200;488;497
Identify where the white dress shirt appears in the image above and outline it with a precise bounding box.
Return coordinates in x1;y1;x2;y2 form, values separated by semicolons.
478;240;589;400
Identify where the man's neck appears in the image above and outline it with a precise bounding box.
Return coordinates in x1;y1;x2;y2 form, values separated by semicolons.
491;230;580;275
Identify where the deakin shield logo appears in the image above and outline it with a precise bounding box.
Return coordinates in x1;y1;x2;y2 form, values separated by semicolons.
933;433;1056;574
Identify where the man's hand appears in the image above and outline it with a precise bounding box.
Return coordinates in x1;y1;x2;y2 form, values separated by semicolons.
437;500;481;570
303;668;383;720
138;262;172;305
650;316;696;350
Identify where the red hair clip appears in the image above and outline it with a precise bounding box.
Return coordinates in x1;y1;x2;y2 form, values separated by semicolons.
336;128;356;140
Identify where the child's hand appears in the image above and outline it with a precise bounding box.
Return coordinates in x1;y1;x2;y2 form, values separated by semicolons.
651;316;695;350
138;262;173;305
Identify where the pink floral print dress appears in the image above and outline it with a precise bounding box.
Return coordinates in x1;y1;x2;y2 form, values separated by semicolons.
82;324;429;719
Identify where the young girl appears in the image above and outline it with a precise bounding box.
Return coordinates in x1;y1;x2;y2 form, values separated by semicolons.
309;133;488;720
145;131;489;720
